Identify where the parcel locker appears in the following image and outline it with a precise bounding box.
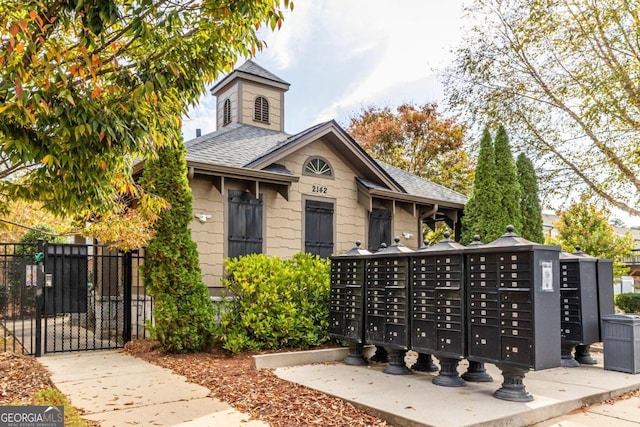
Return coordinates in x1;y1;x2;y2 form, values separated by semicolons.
558;249;599;366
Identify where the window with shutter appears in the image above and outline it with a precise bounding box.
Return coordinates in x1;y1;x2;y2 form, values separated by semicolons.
228;190;263;258
368;208;392;252
305;200;334;258
254;96;269;123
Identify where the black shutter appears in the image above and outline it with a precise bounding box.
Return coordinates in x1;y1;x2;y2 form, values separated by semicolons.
368;208;392;252
305;200;334;258
228;190;263;258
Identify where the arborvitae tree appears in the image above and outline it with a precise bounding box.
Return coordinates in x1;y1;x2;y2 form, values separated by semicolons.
461;128;502;244
516;153;544;243
493;125;522;234
139;138;216;353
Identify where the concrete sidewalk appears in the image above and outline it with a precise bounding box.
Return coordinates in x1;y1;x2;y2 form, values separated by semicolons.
274;350;640;427
39;348;640;427
39;351;267;427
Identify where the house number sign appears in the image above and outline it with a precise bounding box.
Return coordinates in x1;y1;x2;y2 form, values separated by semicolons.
312;185;328;194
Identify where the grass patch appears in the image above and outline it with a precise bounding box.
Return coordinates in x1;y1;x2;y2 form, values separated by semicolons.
28;388;94;427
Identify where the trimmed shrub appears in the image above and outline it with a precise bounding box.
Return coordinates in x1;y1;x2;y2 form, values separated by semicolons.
615;293;640;314
218;252;330;353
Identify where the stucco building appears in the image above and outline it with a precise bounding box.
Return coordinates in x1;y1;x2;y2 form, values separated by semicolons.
176;61;467;295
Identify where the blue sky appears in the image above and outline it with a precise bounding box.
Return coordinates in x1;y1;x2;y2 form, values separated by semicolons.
177;1;638;227
181;0;466;139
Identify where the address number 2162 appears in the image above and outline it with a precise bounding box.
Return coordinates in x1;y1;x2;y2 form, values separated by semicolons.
312;185;328;194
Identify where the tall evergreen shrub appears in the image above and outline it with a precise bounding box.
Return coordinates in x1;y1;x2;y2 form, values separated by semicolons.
493;126;522;234
516;153;544;243
460;128;502;244
139;140;216;353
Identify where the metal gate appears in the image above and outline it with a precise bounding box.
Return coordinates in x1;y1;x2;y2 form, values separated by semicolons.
0;240;152;356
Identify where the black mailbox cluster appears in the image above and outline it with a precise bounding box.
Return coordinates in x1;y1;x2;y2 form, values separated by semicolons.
329;226;568;402
464;227;561;401
559;248;614;367
411;235;472;386
365;240;413;374
329;241;370;365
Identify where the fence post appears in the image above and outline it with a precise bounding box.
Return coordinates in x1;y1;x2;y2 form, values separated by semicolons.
34;239;44;357
123;251;132;343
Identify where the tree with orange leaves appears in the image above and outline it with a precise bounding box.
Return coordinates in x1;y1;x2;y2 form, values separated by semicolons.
346;103;474;196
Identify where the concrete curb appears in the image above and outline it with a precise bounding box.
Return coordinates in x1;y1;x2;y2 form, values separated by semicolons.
253;347;350;369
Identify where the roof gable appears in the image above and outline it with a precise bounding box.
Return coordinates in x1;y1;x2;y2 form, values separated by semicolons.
246;120;403;192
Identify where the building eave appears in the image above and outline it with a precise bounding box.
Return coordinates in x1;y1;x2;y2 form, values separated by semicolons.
357;180;465;210
187;161;299;184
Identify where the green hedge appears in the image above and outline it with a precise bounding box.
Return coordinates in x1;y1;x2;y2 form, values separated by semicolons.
614;293;640;313
217;253;330;353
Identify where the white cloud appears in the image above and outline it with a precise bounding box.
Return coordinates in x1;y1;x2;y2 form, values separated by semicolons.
182;1;467;137
309;1;466;122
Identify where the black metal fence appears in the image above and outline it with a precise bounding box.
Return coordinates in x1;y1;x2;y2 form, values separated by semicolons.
0;241;152;356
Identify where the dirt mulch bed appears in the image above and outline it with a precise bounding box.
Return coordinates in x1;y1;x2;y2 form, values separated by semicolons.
125;340;389;427
0;351;54;404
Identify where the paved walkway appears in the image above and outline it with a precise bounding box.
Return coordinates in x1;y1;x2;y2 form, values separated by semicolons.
40;349;640;427
273;350;640;427
39;351;267;427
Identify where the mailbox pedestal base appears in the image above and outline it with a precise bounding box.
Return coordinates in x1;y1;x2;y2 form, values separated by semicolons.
383;348;412;375
433;357;465;387
344;343;368;366
494;365;533;402
561;344;580;367
370;346;389;363
411;353;439;372
462;360;493;382
575;344;597;365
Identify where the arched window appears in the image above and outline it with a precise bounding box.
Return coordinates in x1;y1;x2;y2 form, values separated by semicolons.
223;99;231;126
304;157;333;177
254;96;269;123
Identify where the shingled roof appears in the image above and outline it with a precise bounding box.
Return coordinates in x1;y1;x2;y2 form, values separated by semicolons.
235;60;290;86
375;161;467;206
210;60;290;95
185;123;290;168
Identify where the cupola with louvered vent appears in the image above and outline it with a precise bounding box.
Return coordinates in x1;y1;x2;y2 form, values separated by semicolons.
210;60;290;131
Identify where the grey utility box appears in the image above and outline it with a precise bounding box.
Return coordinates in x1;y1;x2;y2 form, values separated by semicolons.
602;314;640;374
